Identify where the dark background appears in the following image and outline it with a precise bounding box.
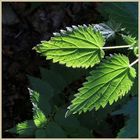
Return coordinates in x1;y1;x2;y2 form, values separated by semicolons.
2;2;103;137
2;2;138;138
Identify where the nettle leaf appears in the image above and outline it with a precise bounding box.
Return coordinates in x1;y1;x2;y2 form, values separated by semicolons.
66;54;136;116
112;97;138;138
45;122;67;138
54;109;92;138
33;107;48;128
122;35;138;57
28;76;53;115
94;20;122;40
34;25;105;68
97;2;138;37
40;64;88;91
35;128;47;138
28;88;39;107
7;120;36;137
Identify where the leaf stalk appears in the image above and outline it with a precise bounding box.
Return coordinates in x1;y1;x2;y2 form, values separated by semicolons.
129;59;139;67
103;45;131;50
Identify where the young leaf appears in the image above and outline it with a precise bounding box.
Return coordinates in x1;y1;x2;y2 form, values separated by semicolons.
28;76;53;115
28;88;39;107
97;2;138;37
33;108;48;128
7;120;36;137
112;97;138;138
34;25;105;68
94;20;122;40
122;35;138;57
66;54;136;116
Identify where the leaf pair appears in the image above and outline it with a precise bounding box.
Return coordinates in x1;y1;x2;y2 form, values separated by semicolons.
34;25;137;116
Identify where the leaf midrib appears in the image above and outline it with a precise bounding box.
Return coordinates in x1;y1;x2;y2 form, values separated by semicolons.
71;68;128;112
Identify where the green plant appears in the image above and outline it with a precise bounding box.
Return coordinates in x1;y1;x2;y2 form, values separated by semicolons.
33;22;138;116
7;66;94;138
8;2;138;138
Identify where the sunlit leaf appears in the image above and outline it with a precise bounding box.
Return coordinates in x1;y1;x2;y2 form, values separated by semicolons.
34;25;105;68
66;54;136;116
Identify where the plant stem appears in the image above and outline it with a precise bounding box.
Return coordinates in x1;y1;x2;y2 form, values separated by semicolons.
103;45;131;50
129;58;139;67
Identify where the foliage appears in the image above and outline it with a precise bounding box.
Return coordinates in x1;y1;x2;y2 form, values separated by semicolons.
33;25;105;68
112;97;138;138
122;35;138;57
94;20;123;40
7;66;94;138
8;2;138;138
66;54;136;116
97;2;138;37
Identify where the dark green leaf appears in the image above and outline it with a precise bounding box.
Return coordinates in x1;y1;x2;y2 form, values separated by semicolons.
7;120;36;137
45;122;67;138
35;128;47;138
97;2;138;37
112;97;138;138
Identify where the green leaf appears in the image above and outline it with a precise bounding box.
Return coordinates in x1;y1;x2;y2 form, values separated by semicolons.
45;122;67;138
28;88;39;107
7;120;36;137
54;109;92;137
122;35;138;57
112;97;138;138
40;65;88;92
28;76;53;115
97;2;138;37
79;111;113;137
35;128;47;138
40;67;67;94
94;20;122;40
129;64;138;96
66;54;136;116
69;127;93;138
50;63;90;83
34;25;105;68
33;108;47;128
54;109;80;129
28;76;54;100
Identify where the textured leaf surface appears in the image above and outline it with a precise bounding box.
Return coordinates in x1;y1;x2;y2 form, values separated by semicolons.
97;2;138;37
28;88;39;107
66;54;136;116
122;35;138;57
112;97;138;138
34;25;105;68
129;64;138;96
33;108;47;128
28;76;53;115
94;20;122;40
8;120;36;137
